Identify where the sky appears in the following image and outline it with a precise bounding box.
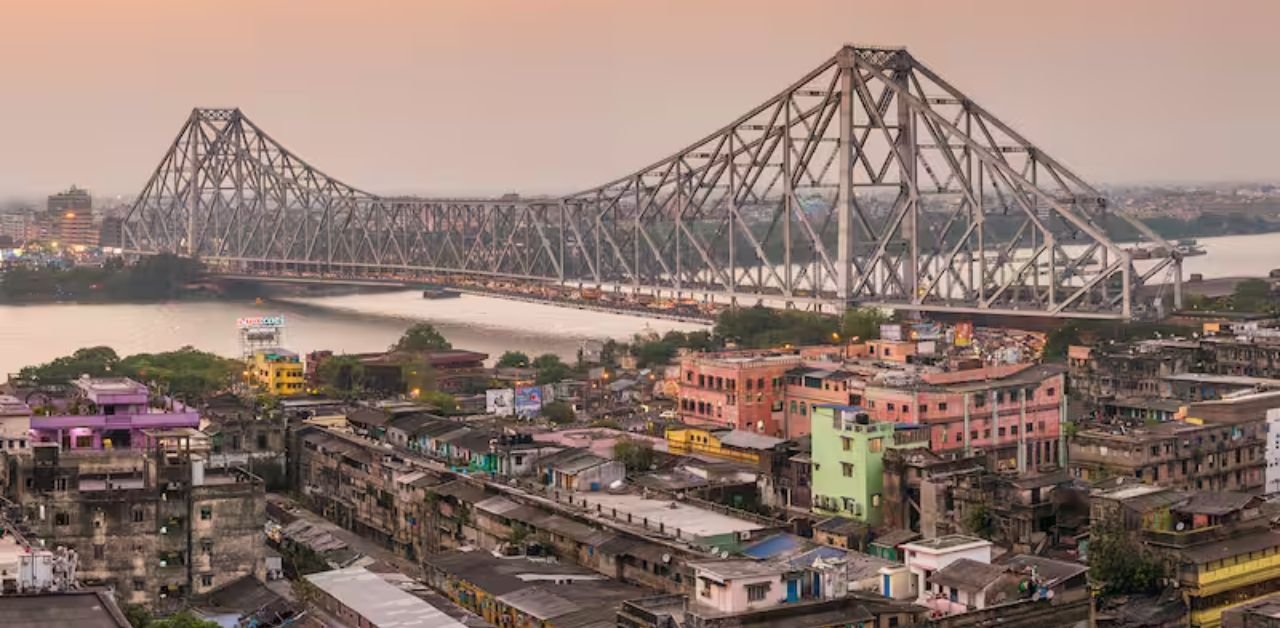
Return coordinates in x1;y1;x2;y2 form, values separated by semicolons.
1;0;1276;203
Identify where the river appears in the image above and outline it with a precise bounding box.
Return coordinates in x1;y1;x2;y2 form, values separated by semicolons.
0;291;707;377
2;232;1277;377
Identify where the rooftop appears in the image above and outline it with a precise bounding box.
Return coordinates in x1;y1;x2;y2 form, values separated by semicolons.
716;430;786;451
928;558;1005;592
0;394;31;416
576;492;765;539
0;591;131;628
690;559;792;581
305;567;467;628
1163;373;1280;387
1180;531;1280;564
73;377;148;396
1224;593;1280;620
902;534;991;553
1002;555;1087;587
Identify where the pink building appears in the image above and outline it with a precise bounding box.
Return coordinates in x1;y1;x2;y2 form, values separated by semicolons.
29;378;199;451
863;364;1067;472
678;352;801;436
781;365;864;439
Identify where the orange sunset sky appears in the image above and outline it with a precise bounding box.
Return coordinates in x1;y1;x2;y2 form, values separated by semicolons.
1;0;1276;200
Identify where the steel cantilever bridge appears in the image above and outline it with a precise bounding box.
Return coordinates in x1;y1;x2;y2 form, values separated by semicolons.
123;45;1182;320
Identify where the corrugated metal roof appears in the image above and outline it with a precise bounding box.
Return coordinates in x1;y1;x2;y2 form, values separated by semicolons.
306;567;467;628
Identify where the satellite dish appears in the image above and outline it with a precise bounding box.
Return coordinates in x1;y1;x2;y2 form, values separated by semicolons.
1175;522;1186;531
662;553;671;563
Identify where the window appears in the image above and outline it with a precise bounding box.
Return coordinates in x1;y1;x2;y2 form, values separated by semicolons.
201;574;213;587
871;494;882;507
55;512;70;526
842;437;852;451
887;403;895;411
918;404;927;414
970;430;978;441
842;462;854;477
1027;422;1035;434
938;402;948;412
1047;387;1056;397
133;579;145;592
747;583;769;602
93;544;104;560
200;506;212;521
975;395;986;408
56;478;68;491
1011;426;1018;436
201;539;214;554
132;509;144;523
998;427;1006;437
868;438;883;453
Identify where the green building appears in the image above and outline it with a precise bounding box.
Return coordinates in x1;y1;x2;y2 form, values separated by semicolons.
810;404;927;526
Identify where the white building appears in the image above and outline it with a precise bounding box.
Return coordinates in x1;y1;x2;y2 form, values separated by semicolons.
899;535;993;603
0;395;31;453
1267;408;1280;495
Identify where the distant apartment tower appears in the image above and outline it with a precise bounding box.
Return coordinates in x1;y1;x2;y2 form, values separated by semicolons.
0;212;31;246
48;186;97;247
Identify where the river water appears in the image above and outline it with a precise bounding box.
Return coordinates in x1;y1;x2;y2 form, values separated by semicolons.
1;232;1277;377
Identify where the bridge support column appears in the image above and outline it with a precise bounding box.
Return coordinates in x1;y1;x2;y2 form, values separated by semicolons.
835;48;857;305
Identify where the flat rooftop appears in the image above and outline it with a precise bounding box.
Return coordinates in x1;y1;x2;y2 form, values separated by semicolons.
902;534;990;552
1164;373;1280;387
0;591;131;628
74;378;148;395
576;492;764;538
0;394;31;416
305;566;466;628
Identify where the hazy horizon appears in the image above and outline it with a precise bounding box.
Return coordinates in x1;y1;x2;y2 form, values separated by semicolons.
2;0;1277;201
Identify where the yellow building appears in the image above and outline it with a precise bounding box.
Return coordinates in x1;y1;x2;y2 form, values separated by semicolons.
1179;531;1280;627
664;426;783;464
252;348;305;396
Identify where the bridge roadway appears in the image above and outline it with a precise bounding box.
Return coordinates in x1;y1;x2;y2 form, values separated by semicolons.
212;272;718;324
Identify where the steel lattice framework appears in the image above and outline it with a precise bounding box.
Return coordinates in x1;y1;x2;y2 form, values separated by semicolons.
124;45;1182;319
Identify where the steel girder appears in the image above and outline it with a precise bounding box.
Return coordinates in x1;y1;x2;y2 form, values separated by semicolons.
123;45;1180;319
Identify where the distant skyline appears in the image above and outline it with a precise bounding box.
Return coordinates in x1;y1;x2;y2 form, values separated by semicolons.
2;0;1277;202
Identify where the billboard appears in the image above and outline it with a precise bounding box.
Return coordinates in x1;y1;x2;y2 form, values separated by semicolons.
879;324;903;341
954;321;974;347
237;315;285;329
486;389;514;417
515;386;543;418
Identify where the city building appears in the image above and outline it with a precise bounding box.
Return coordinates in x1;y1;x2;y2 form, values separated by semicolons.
47;186;92;215
47;186;96;248
3;431;265;611
251;348;305;397
0;394;32;453
864;363;1067;473
1268;408;1280;494
781;365;863;438
757;436;812;515
303;566;467;628
665;426;784;464
677;351;801;435
1071;393;1277;491
809;405;929;525
1223;593;1280;628
425;549;650;628
0;590;132;627
27;378;199;451
900;535;993;604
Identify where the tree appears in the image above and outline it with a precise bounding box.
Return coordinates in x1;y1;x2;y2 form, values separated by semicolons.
1232;278;1274;312
542;400;576;424
840;307;889;342
632;339;678;368
116;347;242;402
613;438;655;472
316;354;366;395
419;390;459;414
1089;520;1164;594
1043;322;1082;361
532;354;572;385
391;323;452;352
18;346;119;382
497;351;530;368
962;504;994;539
123;604;152;628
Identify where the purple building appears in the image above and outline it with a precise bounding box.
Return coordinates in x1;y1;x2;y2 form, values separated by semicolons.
29;378;199;451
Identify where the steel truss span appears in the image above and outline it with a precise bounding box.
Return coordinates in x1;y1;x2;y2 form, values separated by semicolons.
123;45;1181;319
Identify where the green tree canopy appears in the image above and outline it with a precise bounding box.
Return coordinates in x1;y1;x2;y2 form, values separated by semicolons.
19;346;237;402
497;351;530;368
532;354;572;385
18;346;119;382
613;438;655;472
391;323;452;352
1089;520;1164;594
1233;278;1274;312
542;400;575;424
315;355;366;395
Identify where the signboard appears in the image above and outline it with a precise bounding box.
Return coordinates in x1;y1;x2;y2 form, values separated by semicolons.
486;389;514;417
879;324;903;342
237;315;286;329
515;386;543;418
954;321;974;347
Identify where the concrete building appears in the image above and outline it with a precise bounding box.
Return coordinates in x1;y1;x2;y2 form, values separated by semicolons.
0;590;132;627
782;365;863;438
665;426;785;464
864;363;1067;473
425;549;649;628
28;378;199;451
303;566;467;628
0;395;32;453
47;186;91;215
677;351;801;435
899;535;993;604
251;348;305;397
1268;408;1280;494
3;431;265;611
533;447;626;492
809;405;929;525
1071;394;1276;492
1223;593;1280;628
